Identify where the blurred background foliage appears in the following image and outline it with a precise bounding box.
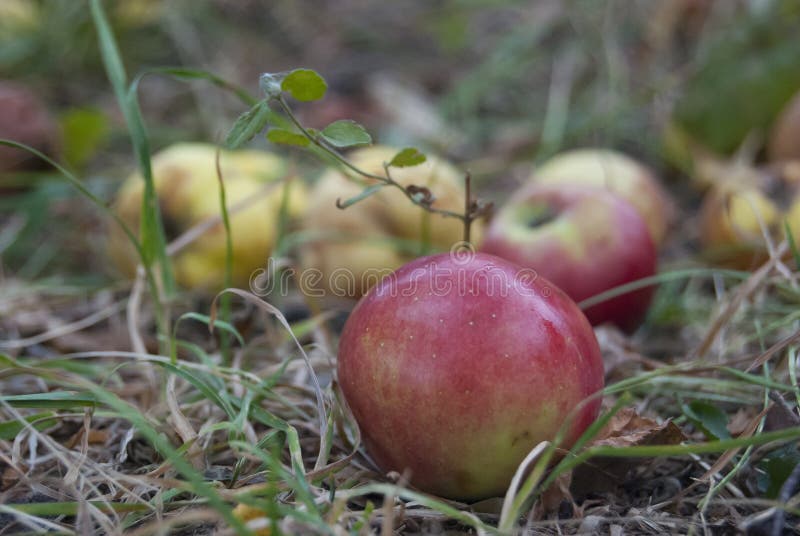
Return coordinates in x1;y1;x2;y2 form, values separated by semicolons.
1;0;799;278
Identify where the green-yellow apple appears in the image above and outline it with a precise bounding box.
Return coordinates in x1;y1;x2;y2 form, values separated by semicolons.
532;149;672;245
699;185;780;268
480;184;657;332
301;145;482;298
338;251;603;500
108;143;306;289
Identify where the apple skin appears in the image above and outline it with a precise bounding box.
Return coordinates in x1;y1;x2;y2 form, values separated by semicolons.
698;184;781;269
337;252;603;500
532;149;673;245
480;184;657;332
301;145;482;298
108;143;307;289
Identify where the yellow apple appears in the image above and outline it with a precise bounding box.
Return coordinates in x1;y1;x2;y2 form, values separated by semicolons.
107;143;306;290
301;145;482;298
531;149;673;245
699;184;781;268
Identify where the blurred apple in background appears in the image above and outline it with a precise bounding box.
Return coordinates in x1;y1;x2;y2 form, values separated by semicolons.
481;184;657;332
0;81;60;178
338;251;604;500
107;143;306;290
531;149;673;246
301;145;482;298
698;162;800;269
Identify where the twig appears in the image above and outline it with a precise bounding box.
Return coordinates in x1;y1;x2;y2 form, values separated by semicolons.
272;95;490;234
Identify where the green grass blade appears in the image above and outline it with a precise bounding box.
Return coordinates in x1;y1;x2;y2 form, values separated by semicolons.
89;0;175;301
0;391;96;409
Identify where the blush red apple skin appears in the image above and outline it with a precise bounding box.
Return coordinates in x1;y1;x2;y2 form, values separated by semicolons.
480;185;657;332
337;252;604;500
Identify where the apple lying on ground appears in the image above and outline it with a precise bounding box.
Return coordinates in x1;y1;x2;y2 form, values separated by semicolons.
301;145;482;298
698;162;800;269
480;184;657;332
532;148;673;245
0;81;59;176
338;251;604;500
108;143;306;289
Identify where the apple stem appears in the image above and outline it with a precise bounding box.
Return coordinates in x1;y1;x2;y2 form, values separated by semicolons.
464;173;472;246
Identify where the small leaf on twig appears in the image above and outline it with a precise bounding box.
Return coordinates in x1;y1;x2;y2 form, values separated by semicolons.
320;120;372;148
389;147;426;167
281;69;327;102
336;184;386;209
225;99;271;149
266;128;310;147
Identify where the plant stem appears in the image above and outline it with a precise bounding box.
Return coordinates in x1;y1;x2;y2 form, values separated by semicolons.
464;173;472;246
274;96;467;222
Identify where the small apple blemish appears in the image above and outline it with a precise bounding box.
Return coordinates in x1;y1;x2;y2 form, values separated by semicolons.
468;321;475;326
491;313;497;319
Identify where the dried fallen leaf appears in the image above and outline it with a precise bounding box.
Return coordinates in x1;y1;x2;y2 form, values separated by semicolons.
532;470;574;520
65;428;109;450
593;407;687;448
571;407;687;497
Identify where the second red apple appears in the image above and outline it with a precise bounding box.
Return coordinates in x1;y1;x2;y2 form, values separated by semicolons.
481;184;657;331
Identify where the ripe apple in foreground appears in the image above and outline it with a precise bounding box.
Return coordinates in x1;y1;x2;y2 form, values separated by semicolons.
480;184;657;332
532;148;673;245
337;251;604;500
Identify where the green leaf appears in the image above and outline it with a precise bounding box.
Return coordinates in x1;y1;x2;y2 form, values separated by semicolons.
0;391;96;409
758;444;800;498
389;147;427;167
320;120;372;148
267;128;310;147
225;99;272;149
682;400;731;440
281;69;327;102
335;184;386;209
60;107;110;169
672;3;800;153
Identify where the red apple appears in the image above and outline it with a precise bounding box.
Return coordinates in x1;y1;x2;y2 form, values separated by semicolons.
337;251;604;500
480;184;657;332
532;149;673;245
